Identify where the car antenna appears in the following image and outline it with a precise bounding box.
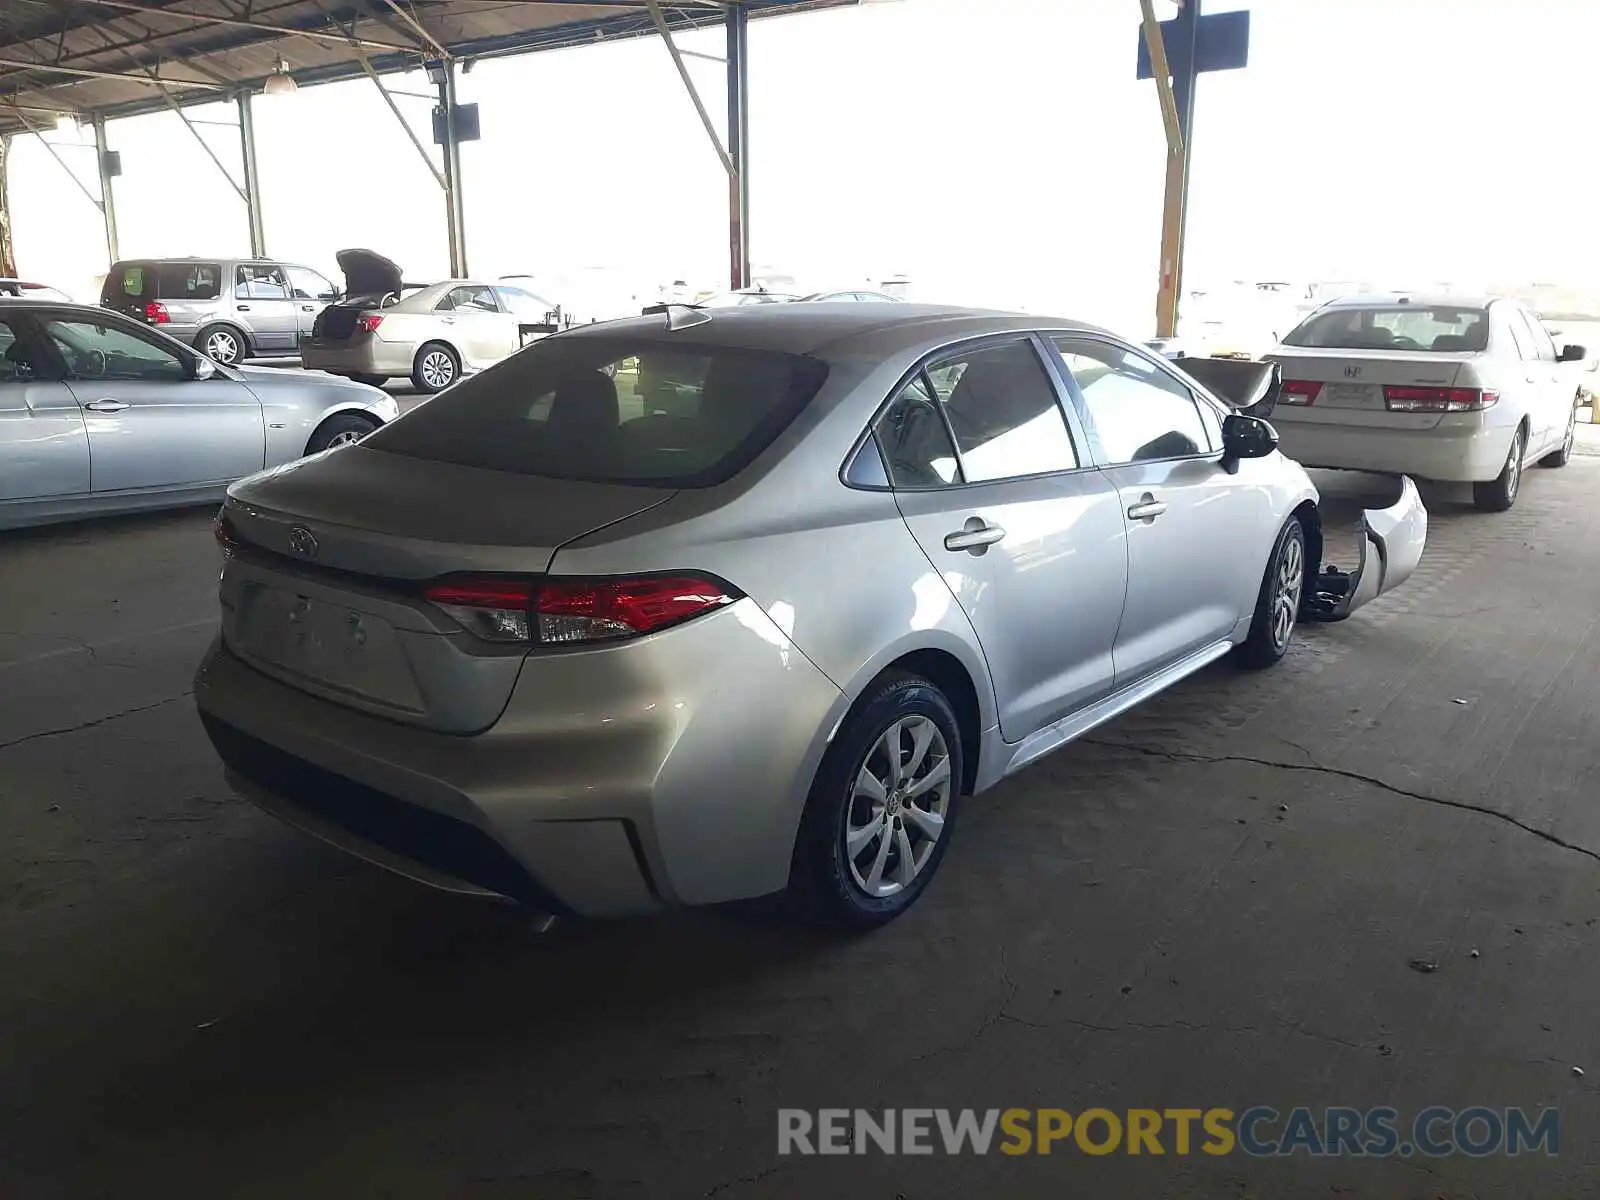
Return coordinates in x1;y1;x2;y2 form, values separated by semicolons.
641;302;711;330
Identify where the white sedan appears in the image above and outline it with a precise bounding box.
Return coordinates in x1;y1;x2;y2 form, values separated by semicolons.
1265;293;1583;511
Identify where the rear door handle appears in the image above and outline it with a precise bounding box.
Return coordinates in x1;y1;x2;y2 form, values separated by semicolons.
301;305;316;312
944;519;1006;552
83;399;129;413
441;317;456;325
236;304;251;312
1126;494;1167;522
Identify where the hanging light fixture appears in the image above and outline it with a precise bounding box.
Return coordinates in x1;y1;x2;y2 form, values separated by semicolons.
261;56;297;96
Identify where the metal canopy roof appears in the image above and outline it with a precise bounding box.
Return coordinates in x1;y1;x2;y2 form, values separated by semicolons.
0;0;856;137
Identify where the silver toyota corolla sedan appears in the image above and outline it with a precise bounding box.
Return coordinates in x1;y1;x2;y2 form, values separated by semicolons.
195;304;1427;928
1;301;396;530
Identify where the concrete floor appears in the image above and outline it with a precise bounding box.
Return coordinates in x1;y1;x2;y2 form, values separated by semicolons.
4;452;1600;1198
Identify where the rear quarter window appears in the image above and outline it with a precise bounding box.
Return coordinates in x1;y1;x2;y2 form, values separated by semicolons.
363;337;829;487
157;263;222;301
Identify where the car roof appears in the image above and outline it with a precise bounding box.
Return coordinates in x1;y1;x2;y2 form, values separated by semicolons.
1320;292;1498;311
555;302;1108;357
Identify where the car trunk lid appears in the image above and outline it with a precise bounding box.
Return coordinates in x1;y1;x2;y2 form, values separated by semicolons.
217;447;677;732
1264;346;1480;429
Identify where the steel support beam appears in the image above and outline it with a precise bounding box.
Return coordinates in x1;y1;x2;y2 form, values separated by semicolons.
725;2;750;290
0;56;222;89
3;104;104;217
1141;0;1197;339
93;113;119;263
437;62;468;277
158;85;247;205
237;91;265;257
645;0;735;178
78;0;416;54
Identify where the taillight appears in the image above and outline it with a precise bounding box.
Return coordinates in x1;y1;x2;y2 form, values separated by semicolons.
213;510;239;553
1278;379;1322;405
421;574;741;645
1383;385;1498;413
145;301;169;324
355;314;384;334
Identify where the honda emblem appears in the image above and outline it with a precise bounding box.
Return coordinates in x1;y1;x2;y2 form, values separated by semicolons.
1343;365;1362;379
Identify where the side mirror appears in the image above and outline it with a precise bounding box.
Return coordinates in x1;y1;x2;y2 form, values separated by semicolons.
1220;412;1278;473
192;357;217;381
1559;343;1587;363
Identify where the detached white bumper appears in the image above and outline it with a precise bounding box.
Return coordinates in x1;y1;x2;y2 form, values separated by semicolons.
1273;416;1511;483
1304;476;1427;622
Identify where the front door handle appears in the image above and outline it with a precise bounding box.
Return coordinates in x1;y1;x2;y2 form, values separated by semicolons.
83;399;129;413
301;305;316;312
1126;494;1168;522
944;518;1006;553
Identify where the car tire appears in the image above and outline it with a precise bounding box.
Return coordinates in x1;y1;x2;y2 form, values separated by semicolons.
305;412;377;454
196;323;247;367
412;342;459;393
352;373;389;388
1541;405;1576;469
1232;515;1306;671
788;671;963;930
1474;425;1525;511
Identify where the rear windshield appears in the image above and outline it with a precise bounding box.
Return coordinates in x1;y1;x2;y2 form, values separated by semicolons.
102;262;222;303
1282;305;1488;353
362;336;830;488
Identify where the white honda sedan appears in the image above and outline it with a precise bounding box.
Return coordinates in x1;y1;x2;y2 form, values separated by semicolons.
1265;294;1584;511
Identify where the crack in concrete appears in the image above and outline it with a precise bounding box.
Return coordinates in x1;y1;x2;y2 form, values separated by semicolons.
909;943;1019;1065
1082;738;1600;867
703;1160;786;1198
0;692;194;752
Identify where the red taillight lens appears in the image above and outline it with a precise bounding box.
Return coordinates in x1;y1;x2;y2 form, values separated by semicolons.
355;314;384;334
421;574;739;645
1278;379;1322;405
536;576;738;644
1383;385;1498;413
145;301;169;324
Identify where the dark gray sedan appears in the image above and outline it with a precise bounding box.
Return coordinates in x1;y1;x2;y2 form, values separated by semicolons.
0;301;396;530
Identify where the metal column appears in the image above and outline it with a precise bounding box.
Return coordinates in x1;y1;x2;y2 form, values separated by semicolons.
726;2;750;290
236;91;266;258
1151;0;1200;339
436;62;467;278
92;115;119;263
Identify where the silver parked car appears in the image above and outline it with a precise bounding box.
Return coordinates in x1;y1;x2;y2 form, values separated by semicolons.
100;256;341;368
195;304;1426;928
300;250;561;393
0;301;396;530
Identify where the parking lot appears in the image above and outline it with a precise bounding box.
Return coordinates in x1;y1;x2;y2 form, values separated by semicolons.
4;444;1600;1198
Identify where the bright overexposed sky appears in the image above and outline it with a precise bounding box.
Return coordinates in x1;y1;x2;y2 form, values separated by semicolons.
8;0;1600;337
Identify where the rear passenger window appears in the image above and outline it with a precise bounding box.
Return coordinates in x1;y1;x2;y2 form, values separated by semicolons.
158;263;221;301
874;375;962;488
872;339;1079;488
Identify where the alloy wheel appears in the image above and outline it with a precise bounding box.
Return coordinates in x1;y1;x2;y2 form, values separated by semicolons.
1506;429;1523;501
325;428;365;448
1272;530;1304;651
843;715;952;898
206;330;240;364
421;350;455;390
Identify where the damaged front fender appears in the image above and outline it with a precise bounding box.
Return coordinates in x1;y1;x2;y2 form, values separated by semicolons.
1302;475;1427;622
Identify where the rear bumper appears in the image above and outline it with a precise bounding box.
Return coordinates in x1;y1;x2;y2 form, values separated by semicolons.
193;600;846;916
1272;415;1511;482
1304;475;1428;621
298;337;416;378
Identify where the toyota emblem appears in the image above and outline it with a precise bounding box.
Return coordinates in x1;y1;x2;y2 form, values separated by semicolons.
288;526;319;559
